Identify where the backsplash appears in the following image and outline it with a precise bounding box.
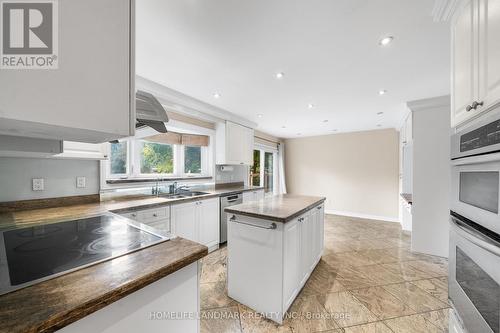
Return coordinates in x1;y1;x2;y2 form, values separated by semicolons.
215;165;248;185
0;157;99;202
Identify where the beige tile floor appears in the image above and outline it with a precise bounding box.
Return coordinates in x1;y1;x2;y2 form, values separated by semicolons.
200;214;450;333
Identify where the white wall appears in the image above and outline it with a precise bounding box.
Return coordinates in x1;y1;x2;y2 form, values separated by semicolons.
285;129;400;222
408;96;450;258
215;165;248;185
0;158;100;202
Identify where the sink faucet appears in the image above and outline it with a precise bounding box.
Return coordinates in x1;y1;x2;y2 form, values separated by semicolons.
171;182;190;194
152;177;161;196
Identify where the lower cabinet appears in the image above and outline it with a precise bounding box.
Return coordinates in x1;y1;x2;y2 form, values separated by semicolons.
172;197;220;251
227;201;324;324
283;203;324;311
118;205;171;235
60;262;201;333
242;189;265;203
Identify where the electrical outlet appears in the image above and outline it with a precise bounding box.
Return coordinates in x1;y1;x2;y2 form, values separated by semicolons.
76;176;86;188
32;178;44;191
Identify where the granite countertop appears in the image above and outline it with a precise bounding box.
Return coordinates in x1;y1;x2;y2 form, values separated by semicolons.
0;237;207;333
0;185;264;230
0;184;264;332
224;194;326;222
400;193;413;205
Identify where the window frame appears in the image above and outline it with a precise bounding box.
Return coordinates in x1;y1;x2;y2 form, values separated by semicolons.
251;144;279;195
104;125;212;182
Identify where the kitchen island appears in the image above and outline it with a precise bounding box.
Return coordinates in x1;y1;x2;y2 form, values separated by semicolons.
225;194;325;324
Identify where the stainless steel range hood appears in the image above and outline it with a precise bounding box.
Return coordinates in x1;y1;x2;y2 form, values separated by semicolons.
135;90;169;133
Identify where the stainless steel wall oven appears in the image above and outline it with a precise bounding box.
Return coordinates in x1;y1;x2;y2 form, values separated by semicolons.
450;111;500;333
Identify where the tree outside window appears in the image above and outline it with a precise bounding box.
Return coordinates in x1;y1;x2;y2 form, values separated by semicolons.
140;141;174;174
185;146;202;174
110;141;127;174
250;149;261;186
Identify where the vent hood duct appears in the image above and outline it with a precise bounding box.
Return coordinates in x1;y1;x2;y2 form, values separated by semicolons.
135;90;169;133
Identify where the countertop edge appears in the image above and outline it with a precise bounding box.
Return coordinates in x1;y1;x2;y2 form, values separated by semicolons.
225;197;326;222
37;241;207;333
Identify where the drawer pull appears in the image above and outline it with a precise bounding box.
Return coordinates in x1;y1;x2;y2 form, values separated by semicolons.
230;215;277;230
153;213;158;217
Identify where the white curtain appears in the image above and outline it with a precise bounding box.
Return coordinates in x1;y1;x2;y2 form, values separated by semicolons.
278;142;287;194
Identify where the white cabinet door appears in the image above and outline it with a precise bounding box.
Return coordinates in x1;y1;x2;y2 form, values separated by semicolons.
225;121;244;164
310;204;324;266
54;141;107;160
283;217;301;311
452;0;477;127
478;0;500;112
172;201;198;242
216;121;254;165
198;198;220;248
242;125;255;165
0;0;134;143
299;212;312;286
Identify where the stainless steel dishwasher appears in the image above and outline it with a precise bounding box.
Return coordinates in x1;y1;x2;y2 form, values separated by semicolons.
220;192;243;243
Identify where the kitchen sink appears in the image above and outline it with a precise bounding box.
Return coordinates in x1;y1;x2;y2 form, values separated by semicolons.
160;191;209;199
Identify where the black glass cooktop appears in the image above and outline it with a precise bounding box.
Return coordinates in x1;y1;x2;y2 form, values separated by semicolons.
1;214;164;291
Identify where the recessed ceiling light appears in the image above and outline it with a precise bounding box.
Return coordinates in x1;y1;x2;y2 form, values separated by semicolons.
332;129;338;132
378;90;387;95
308;103;315;109
377;112;384;115
281;125;286;128
257;114;263;118
213;92;221;98
323;120;329;123
275;72;284;79
379;36;394;46
297;133;302;136
377;124;382;127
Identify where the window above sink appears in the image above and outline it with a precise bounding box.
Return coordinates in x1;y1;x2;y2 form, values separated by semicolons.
104;124;214;184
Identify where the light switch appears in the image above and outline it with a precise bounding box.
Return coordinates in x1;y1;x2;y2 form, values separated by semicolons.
76;176;86;188
32;178;44;191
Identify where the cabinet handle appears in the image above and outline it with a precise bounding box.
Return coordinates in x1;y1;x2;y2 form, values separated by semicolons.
153;213;157;217
466;104;473;112
131;213;137;217
230;215;277;230
317;206;322;210
472;101;484;110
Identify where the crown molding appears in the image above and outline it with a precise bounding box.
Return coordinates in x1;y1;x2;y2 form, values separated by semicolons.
407;95;451;112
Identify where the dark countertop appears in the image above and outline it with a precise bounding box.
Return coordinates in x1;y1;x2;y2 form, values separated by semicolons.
0;185;265;229
400;193;413;205
224;194;326;222
0;184;265;332
0;237;207;333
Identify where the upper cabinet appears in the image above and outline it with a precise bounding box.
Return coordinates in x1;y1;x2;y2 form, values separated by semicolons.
452;0;500;127
0;0;135;143
216;121;254;165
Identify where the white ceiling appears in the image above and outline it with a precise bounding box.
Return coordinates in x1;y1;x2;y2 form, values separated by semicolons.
136;0;450;138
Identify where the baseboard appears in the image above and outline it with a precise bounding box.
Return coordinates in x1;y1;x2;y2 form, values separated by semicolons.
325;209;401;223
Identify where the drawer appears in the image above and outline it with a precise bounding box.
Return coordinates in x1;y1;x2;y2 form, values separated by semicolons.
137;206;170;222
143;218;171;233
120;212;139;221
